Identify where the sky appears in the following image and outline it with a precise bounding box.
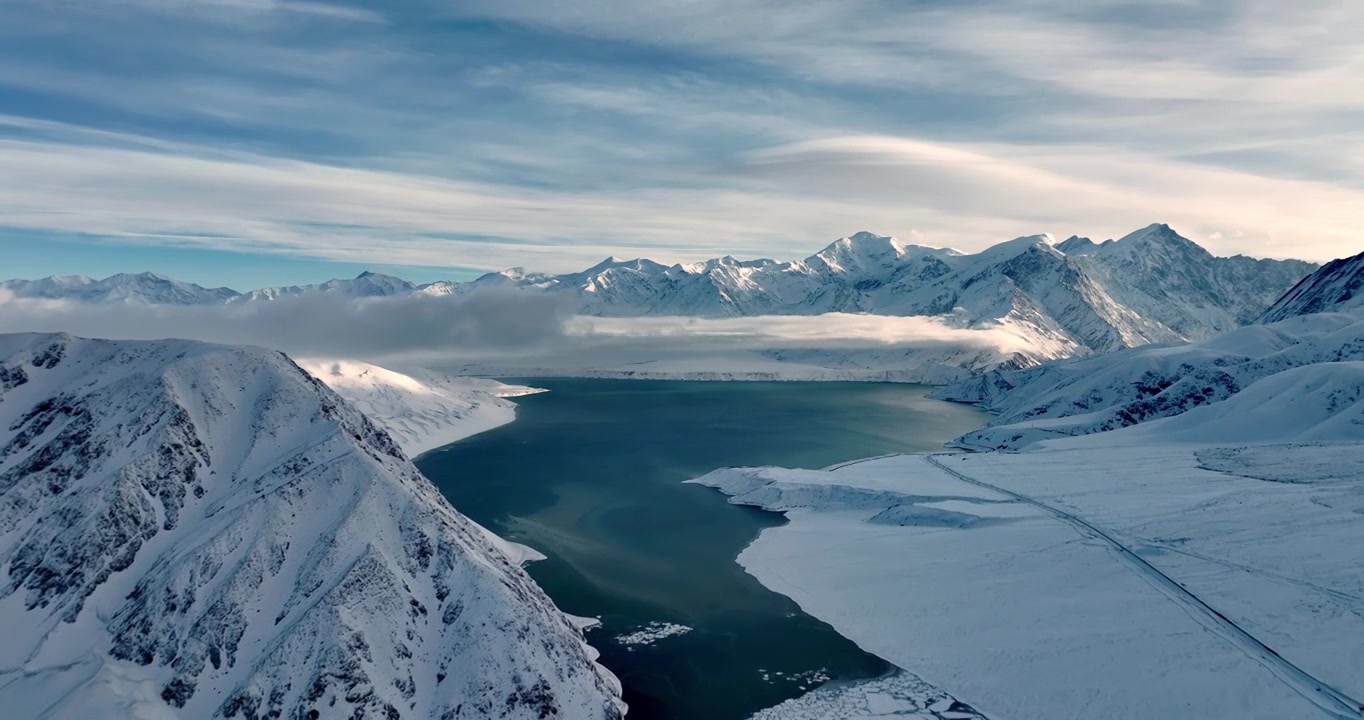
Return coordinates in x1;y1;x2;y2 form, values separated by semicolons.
1;0;1362;289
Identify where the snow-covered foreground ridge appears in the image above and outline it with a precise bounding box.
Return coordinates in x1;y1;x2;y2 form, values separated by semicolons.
297;358;543;457
693;447;1364;720
0;333;624;719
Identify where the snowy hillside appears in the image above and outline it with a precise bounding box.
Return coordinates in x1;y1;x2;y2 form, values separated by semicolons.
935;310;1364;449
692;446;1364;720
299;358;543;456
1259;249;1364;322
0;333;624;719
1063;361;1364;446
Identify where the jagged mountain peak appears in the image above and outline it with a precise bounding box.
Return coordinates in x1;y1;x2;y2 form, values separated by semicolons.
845;230;899;244
330;271;411;286
807;231;909;275
585;256;626;272
579;256;669;276
1102;222;1210;258
817;230;903;252
1056;235;1097;254
967;233;1057;265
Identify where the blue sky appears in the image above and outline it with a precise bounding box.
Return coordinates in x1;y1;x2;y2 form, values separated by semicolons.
1;0;1362;288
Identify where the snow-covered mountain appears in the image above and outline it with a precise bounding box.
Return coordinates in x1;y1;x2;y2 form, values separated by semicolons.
1059;224;1313;339
299;359;543;457
452;224;1314;355
0;333;624;719
0;272;239;305
4;226;1314;363
934;309;1364;449
1258;249;1364;322
236;271;417;302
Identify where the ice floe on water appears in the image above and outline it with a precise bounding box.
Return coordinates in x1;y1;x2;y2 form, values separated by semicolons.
614;621;693;649
758;668;830;690
750;671;986;719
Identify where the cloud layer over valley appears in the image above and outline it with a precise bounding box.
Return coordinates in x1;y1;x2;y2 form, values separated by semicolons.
0;289;1038;371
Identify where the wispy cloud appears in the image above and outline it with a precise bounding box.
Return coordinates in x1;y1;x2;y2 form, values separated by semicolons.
1;0;1362;281
3;125;1360;269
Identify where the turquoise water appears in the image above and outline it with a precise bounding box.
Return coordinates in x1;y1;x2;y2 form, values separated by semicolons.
415;379;988;720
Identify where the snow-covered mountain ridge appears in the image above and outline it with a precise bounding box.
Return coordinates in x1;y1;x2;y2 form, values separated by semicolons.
1258;248;1364;323
934;308;1364;450
2;225;1316;362
0;333;624;719
441;224;1313;353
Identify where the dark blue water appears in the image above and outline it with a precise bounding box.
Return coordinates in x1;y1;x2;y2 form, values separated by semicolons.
415;379;988;720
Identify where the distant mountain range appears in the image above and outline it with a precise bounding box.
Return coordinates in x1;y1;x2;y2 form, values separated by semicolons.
2;224;1318;361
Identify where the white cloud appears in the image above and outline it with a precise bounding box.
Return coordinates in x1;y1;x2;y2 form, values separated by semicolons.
3;126;1361;270
3;0;1363;274
0;289;1047;372
0;288;567;358
568;313;1040;352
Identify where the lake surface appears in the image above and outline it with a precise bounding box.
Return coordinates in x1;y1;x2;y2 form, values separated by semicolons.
415;379;989;720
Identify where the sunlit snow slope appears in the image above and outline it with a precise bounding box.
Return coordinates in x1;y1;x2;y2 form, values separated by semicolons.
298;359;543;457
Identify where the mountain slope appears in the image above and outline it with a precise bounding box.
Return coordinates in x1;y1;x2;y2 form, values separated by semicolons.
1258;249;1364;322
935;310;1364;449
1063;224;1316;338
0;333;624;719
299;359;543;457
1085;360;1364;445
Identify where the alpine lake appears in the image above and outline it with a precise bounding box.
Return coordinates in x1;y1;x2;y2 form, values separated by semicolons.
415;379;988;720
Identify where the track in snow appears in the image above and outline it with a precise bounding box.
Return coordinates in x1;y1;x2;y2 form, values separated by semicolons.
917;453;1364;720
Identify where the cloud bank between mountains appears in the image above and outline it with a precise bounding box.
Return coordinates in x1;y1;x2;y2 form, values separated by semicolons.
0;289;1033;365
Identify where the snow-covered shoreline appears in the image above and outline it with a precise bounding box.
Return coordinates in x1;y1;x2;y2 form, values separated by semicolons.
691;444;1364;719
298;358;546;457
